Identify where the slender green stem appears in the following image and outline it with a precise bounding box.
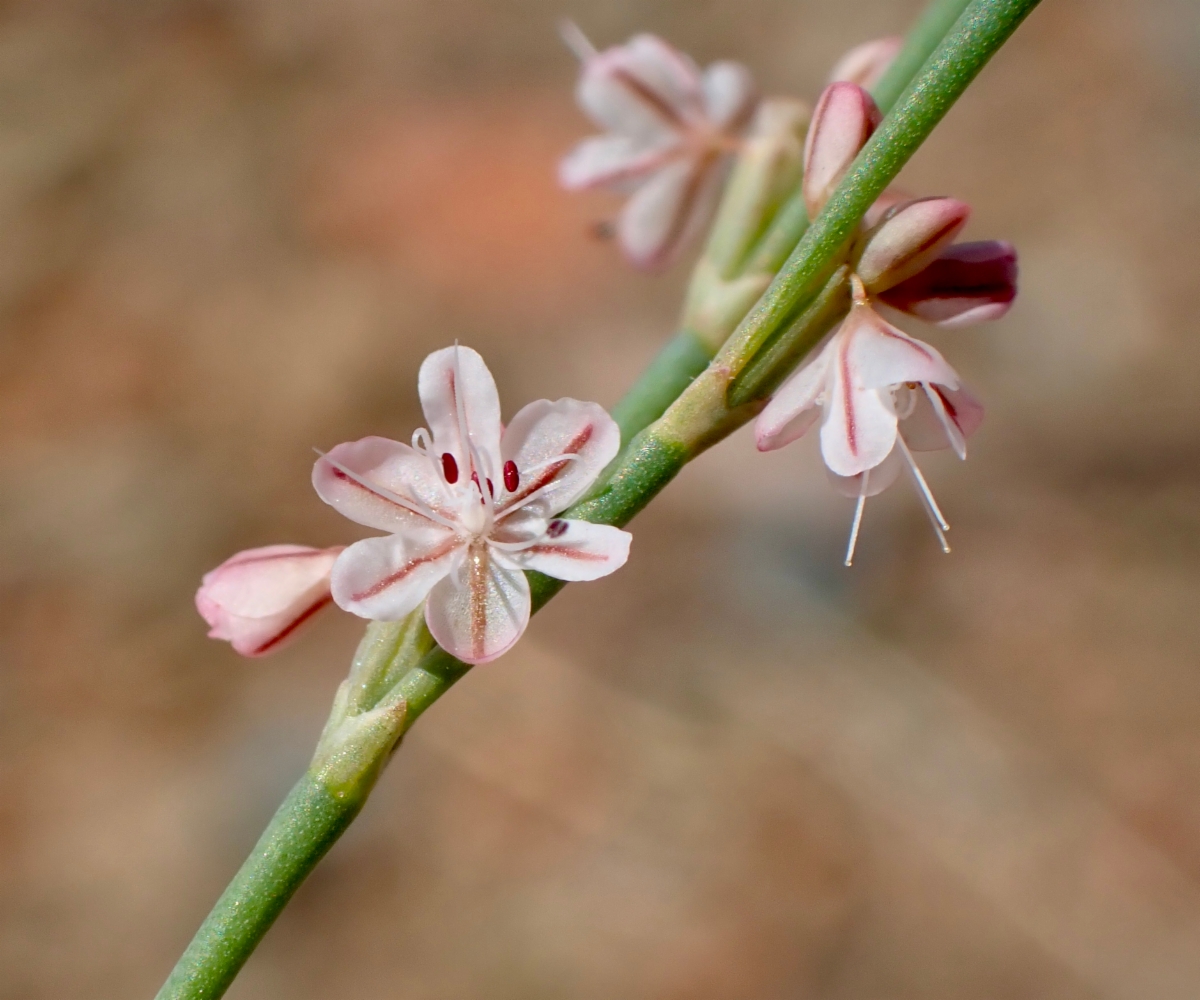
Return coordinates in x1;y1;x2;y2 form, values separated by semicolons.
871;0;975;112
155;4;1041;996
155;777;366;1000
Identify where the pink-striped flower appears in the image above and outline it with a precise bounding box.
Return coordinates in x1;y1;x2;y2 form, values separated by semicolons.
312;346;631;664
756;276;983;564
196;545;342;657
558;26;757;270
755;103;1018;565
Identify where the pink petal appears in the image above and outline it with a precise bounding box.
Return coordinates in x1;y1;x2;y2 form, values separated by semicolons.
902;382;985;455
826;445;904;497
701;60;757;130
312;436;454;533
509;520;632;582
558;134;679;190
879;240;1018;326
820;336;899;478
424;546;531;664
844;302;962;391
578;34;703;140
498;398;621;517
616;156;724;270
196;544;341;657
418;345;503;481
803;82;881;219
329;528;461;621
854;197;971;293
754;335;837;451
828;36;903;90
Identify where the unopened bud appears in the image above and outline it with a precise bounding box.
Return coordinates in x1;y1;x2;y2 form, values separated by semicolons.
803;82;881;219
853;196;970;292
879;240;1018;326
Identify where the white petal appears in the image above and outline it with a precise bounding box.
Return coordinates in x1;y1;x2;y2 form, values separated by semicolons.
418;345;503;483
497;398;621;518
425;545;531;664
701;60;757;130
845;303;961;391
578;35;703;141
330;529;461;621
312;436;455;533
755;336;837;451
558;134;678;190
508;520;632;582
820;330;899;477
616;157;724;270
826;445;904;497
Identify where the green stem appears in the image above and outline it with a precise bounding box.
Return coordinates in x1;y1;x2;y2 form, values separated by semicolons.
154;777;365;1000
870;0;975;112
154;4;1041;996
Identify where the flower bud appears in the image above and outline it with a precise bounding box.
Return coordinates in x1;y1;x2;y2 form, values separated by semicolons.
879;240;1017;326
196;544;342;657
828;36;903;90
853;196;970;293
803;82;881;219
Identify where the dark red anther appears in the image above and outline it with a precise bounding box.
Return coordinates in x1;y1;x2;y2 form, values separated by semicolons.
441;453;458;484
486;478;494;497
503;460;519;492
547;519;568;538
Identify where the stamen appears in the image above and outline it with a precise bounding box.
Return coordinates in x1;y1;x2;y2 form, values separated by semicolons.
442;453;459;484
503;460;519;492
895;435;951;553
923;383;966;460
486;478;495;497
313;448;459;531
547;519;568;539
844;470;870;568
559;19;597;61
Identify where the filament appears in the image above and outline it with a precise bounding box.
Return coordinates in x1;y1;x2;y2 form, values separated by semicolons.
844;469;870;568
895;436;951;553
559;20;597;61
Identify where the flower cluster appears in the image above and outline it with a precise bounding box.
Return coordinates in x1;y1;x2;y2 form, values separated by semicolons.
197;37;1021;668
198;347;631;663
754;80;1017;564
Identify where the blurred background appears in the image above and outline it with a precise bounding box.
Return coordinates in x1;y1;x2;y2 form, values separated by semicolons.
2;0;1200;996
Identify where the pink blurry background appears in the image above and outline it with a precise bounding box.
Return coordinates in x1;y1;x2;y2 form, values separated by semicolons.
3;0;1200;997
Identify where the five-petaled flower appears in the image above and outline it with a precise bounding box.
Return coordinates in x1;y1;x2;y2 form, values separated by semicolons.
558;25;757;271
312;346;632;664
196;545;343;657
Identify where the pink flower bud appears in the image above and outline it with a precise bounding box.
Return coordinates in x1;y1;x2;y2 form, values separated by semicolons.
879;240;1018;326
803;82;881;219
828;36;903;90
853;196;971;293
196;544;343;657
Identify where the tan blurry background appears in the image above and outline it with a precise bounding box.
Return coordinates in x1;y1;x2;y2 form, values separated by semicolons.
3;0;1200;996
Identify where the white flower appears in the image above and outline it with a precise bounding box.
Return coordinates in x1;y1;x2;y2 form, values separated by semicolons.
312;346;632;664
558;25;757;270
